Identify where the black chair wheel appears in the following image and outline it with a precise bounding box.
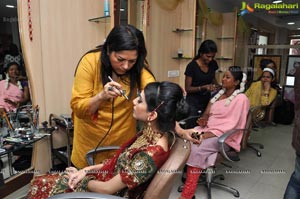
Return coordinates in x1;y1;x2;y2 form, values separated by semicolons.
234;192;240;197
177;185;183;192
257;151;262;157
219;175;225;180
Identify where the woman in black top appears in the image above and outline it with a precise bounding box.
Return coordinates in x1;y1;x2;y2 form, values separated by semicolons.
184;40;219;128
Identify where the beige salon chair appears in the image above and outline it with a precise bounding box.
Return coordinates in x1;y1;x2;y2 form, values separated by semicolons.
48;135;190;199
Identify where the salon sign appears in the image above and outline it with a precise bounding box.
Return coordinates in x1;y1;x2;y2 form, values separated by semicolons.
239;1;299;16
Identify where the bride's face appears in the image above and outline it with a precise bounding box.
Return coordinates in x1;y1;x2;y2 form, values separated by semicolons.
133;91;150;122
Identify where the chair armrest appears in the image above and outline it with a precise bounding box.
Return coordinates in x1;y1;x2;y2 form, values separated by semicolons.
47;192;124;199
218;129;246;162
86;146;120;166
178;115;200;126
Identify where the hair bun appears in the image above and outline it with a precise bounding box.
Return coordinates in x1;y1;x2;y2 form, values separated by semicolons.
175;96;190;121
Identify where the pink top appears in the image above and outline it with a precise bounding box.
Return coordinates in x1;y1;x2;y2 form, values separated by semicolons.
194;93;250;151
0;80;23;112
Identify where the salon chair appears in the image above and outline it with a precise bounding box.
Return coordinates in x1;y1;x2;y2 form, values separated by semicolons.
251;97;278;129
245;98;278;157
48;113;73;169
48;135;190;199
178;110;252;199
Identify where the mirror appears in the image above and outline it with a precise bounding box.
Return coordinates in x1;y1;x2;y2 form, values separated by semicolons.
115;0;145;32
0;0;30;103
0;0;32;180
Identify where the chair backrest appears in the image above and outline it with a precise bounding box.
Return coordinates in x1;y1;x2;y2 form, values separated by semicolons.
264;95;278;123
144;136;190;199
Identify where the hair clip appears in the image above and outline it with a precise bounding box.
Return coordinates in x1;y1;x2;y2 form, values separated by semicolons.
153;101;165;112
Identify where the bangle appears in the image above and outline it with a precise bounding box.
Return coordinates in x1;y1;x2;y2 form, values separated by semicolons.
198;86;201;91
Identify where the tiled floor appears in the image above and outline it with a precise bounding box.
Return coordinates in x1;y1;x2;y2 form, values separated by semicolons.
3;124;295;199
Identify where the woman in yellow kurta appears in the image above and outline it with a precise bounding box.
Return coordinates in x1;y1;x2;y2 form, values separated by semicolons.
70;25;155;168
246;67;277;108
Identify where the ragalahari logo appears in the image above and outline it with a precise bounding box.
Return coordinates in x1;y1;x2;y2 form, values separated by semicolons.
239;1;254;16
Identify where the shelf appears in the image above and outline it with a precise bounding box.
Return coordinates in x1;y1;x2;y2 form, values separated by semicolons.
88;15;110;23
172;28;193;32
172;56;193;60
215;57;233;60
216;37;234;40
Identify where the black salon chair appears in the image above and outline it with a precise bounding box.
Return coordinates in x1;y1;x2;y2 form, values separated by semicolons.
245;98;277;157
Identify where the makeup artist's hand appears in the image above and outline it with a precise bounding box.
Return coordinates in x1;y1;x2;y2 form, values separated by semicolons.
98;82;124;100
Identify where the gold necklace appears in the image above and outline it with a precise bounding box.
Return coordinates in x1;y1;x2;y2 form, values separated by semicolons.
128;125;162;150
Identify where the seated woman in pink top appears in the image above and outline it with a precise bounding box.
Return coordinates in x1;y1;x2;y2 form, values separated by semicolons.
177;66;250;199
0;62;30;113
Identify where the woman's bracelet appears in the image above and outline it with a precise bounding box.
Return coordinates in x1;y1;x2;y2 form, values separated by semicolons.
198;86;201;91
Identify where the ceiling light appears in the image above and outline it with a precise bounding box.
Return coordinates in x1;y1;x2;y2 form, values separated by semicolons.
297;28;300;30
272;0;282;3
288;22;295;25
120;8;125;11
5;5;15;8
289;34;300;37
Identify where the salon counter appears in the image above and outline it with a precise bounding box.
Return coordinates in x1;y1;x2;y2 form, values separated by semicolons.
0;131;52;198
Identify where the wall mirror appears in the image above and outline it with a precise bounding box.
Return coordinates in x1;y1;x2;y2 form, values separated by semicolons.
115;0;145;32
0;0;31;105
0;0;32;181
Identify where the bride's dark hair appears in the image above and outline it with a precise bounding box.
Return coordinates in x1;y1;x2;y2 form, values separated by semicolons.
144;81;190;132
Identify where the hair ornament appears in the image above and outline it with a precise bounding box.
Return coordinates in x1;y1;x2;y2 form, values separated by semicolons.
239;73;247;93
4;73;23;90
5;74;9;89
17;81;23;90
263;67;275;77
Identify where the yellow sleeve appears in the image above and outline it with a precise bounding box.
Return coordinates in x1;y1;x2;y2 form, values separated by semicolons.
245;84;253;98
140;68;155;89
70;52;100;119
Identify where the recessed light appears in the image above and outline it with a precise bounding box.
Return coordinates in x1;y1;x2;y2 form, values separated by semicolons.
288;22;295;25
272;0;282;3
120;8;125;11
289;34;300;37
5;5;15;8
